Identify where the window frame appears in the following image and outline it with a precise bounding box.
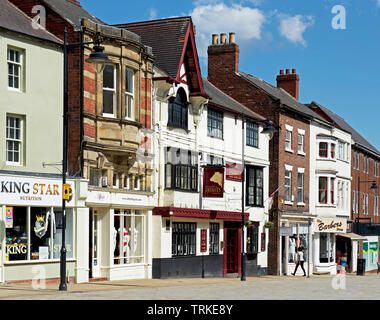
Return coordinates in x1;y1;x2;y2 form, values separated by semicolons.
207;107;223;139
319;142;328;158
246;166;264;207
297;172;304;204
284;170;292;202
6;115;23;166
318;177;328;204
246;121;259;148
172;222;196;257
7;47;23;91
285;130;292;151
125;68;135;120
102;64;117;118
209;223;220;255
167;89;188;130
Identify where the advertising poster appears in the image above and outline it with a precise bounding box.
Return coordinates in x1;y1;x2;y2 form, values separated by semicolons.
5;206;13;228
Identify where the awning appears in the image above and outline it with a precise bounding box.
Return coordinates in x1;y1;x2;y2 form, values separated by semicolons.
336;233;367;240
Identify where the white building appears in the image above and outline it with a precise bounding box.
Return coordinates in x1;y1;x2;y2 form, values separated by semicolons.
308;101;352;275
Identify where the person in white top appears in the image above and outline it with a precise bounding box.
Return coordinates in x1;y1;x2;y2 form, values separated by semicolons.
292;247;306;276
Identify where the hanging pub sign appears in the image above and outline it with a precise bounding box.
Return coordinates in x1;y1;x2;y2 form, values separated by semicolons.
226;162;243;182
315;218;347;233
5;206;13;228
203;167;224;198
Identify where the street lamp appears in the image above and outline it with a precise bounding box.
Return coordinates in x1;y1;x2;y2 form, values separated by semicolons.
241;116;277;281
59;28;109;291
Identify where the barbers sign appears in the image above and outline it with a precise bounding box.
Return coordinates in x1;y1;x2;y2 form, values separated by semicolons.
315;218;347;233
0;175;75;206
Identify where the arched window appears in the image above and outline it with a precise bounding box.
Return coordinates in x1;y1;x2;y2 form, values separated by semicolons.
168;88;188;129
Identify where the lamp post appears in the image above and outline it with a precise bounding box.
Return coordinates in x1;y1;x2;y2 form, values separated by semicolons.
240;117;277;281
59;27;110;291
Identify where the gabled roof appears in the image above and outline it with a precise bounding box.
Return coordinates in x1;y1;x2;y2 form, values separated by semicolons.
237;71;328;123
202;77;265;122
0;0;62;44
308;101;380;158
114;17;206;96
43;0;104;28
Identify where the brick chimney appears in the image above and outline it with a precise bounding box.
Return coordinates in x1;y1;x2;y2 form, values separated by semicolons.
208;32;239;86
276;69;299;101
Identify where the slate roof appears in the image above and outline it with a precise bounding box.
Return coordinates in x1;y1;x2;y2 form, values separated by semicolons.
308;101;380;157
237;71;328;123
0;0;62;44
43;0;104;28
202;77;265;121
114;17;191;79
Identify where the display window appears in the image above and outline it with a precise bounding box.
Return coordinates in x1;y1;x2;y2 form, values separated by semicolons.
319;233;335;263
288;223;309;263
5;206;74;261
113;209;145;265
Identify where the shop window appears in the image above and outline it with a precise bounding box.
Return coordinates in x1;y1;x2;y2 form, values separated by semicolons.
247;224;258;255
319;233;335;263
209;223;219;255
5;206;74;262
288;223;309;263
113;210;144;265
172;222;196;256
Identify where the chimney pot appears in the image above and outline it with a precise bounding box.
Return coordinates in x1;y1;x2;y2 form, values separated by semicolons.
292;69;296;74
286;69;290;74
280;70;284;75
220;33;227;44
212;34;219;45
229;32;236;44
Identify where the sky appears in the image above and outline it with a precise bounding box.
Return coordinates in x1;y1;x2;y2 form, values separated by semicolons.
80;0;380;151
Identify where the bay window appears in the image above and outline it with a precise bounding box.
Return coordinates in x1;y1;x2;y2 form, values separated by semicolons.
319;142;328;158
125;68;134;120
103;65;116;117
319;177;328;204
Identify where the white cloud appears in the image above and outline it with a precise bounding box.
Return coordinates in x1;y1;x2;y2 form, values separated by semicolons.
190;3;266;57
377;0;380;7
277;14;314;47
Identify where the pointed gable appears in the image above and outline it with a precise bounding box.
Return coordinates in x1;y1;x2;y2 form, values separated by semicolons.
114;17;205;96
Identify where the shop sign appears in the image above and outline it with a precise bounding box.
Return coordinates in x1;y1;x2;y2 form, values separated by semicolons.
0;175;75;206
203;167;224;198
315;218;346;233
369;242;378;253
5;206;13;228
226;162;242;182
280;227;293;236
201;229;207;252
6;243;27;255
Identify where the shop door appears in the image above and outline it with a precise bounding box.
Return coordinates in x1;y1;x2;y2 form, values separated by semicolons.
89;210;100;278
226;228;239;274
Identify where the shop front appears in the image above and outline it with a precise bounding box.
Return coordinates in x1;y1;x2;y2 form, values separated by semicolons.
151;207;249;279
86;189;154;281
363;236;379;272
280;216;312;276
313;217;347;275
0;174;88;283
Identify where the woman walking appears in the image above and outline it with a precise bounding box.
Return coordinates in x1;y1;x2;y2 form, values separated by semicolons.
292;247;306;276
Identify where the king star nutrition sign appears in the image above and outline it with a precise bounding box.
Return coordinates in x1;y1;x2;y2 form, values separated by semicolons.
0;175;75;206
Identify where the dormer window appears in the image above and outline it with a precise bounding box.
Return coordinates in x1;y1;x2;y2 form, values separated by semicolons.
168;88;188;130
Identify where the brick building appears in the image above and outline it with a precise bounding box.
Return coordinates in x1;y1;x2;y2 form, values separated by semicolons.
207;33;330;275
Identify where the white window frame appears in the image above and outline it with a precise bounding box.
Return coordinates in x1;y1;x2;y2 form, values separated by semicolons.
125;68;135;120
284;168;292;203
338;141;344;161
297;171;304;205
6;115;23;166
7;47;23;91
103;64;117;118
285;128;293;152
297;133;305;155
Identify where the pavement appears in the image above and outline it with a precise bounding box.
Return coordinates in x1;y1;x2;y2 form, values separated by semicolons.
1;273;380;300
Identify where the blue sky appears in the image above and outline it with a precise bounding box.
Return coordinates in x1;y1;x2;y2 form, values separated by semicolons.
81;0;380;150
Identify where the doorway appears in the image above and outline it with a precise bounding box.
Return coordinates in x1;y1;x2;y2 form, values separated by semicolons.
223;222;241;277
89;209;100;279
